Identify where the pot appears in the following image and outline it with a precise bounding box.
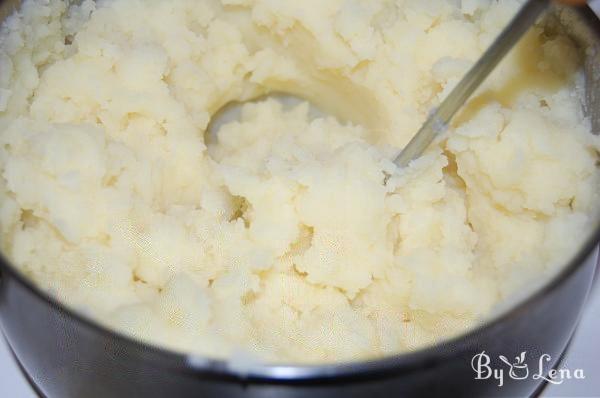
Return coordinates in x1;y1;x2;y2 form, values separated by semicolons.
0;1;599;397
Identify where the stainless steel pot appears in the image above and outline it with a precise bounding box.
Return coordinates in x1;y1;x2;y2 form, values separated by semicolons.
0;1;599;397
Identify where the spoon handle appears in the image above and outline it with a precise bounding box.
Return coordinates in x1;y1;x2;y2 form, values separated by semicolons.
394;0;550;167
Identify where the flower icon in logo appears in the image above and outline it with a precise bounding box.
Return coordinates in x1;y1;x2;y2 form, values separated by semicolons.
499;351;529;380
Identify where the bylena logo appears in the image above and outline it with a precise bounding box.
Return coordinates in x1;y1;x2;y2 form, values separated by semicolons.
471;351;585;387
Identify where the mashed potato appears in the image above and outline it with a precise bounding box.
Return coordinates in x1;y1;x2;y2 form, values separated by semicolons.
0;0;599;363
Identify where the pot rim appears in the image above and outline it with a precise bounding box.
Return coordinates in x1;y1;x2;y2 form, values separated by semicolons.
0;1;599;384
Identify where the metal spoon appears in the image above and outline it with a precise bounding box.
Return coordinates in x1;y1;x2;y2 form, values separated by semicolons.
393;0;551;167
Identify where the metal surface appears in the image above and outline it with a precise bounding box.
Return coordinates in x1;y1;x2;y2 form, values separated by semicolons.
394;0;550;167
0;2;599;398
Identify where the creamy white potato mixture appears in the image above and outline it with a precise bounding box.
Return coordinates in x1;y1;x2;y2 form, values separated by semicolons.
0;0;598;363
